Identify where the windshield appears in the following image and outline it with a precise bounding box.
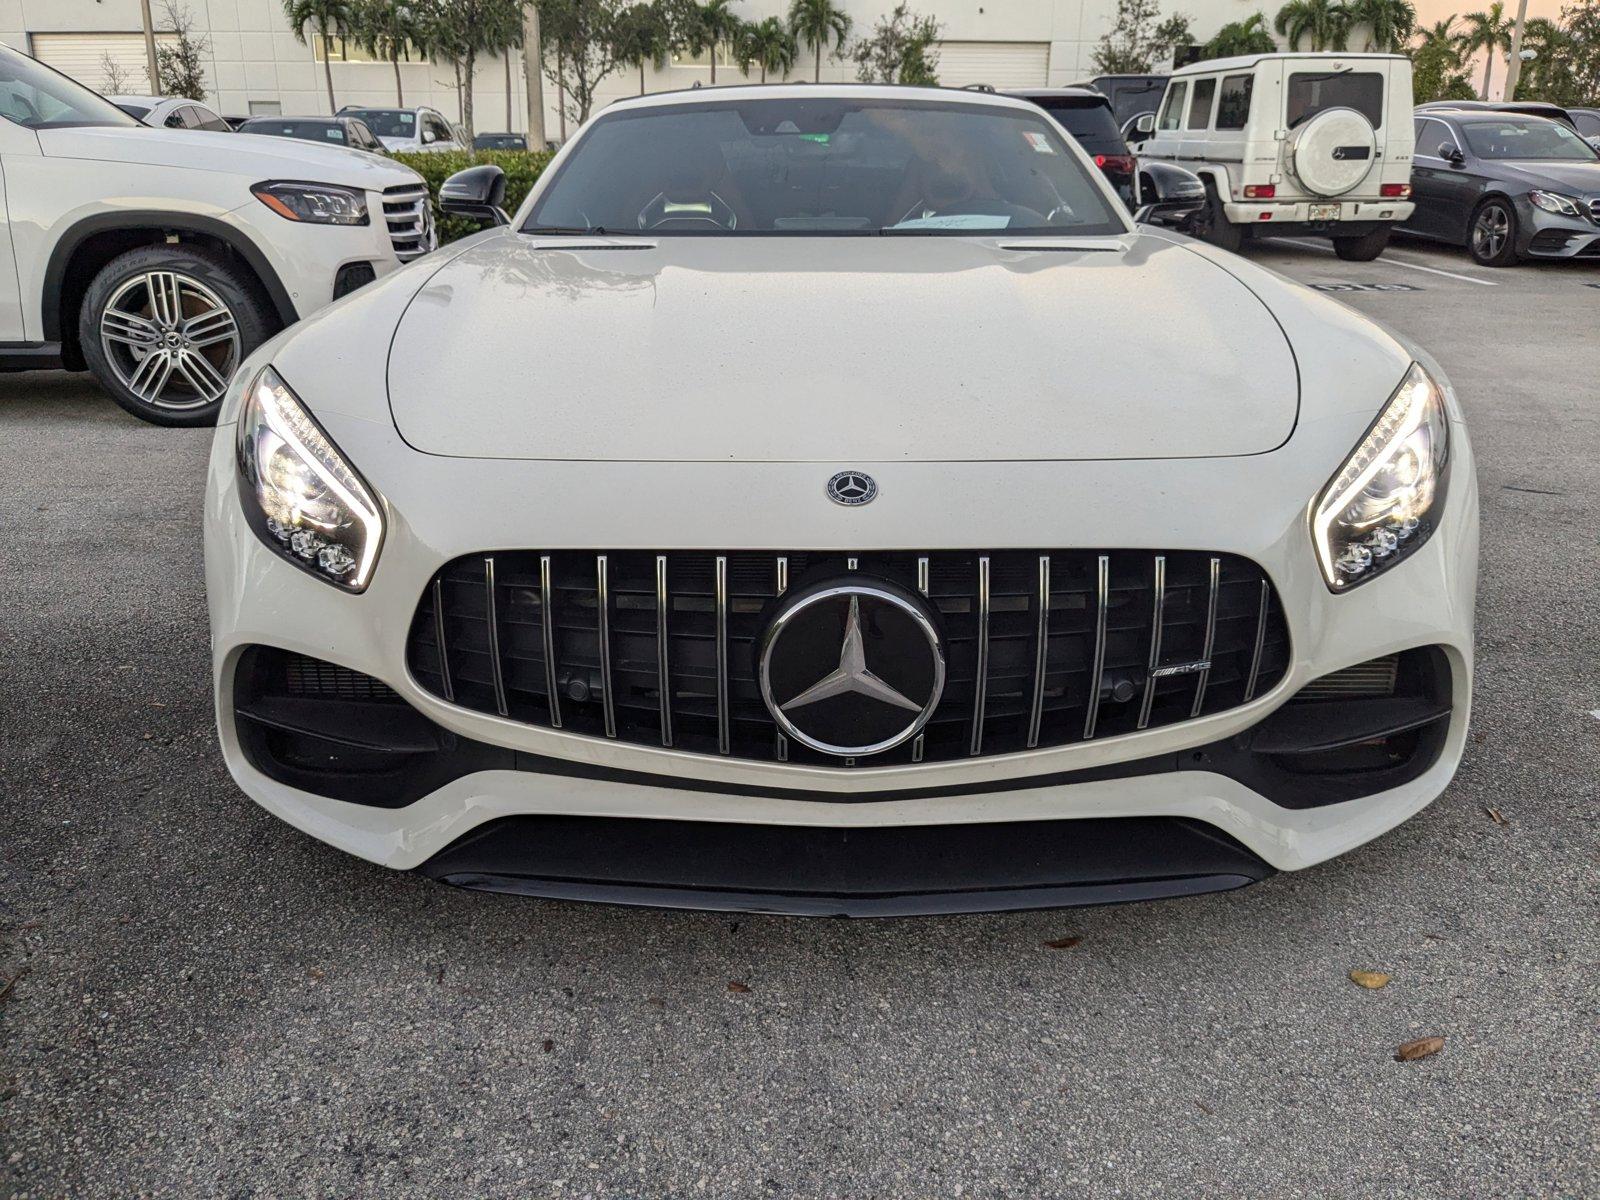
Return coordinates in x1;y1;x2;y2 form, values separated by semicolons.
243;120;348;144
1462;119;1599;161
342;108;416;139
0;47;138;129
525;97;1126;236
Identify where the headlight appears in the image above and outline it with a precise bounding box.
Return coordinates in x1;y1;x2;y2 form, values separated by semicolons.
1312;362;1450;592
236;367;383;591
1528;189;1582;217
251;180;369;225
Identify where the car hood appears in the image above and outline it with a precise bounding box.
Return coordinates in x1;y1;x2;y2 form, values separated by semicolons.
1489;159;1600;193
386;233;1299;463
37;126;421;190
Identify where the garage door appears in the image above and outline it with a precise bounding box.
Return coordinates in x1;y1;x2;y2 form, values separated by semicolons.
29;33;173;94
936;42;1050;89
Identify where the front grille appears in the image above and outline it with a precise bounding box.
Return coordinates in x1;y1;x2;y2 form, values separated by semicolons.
382;183;434;261
283;651;399;700
406;551;1291;768
1294;655;1398;700
1589;198;1600;224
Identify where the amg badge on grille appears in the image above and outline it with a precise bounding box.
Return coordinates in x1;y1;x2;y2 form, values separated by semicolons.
759;580;943;756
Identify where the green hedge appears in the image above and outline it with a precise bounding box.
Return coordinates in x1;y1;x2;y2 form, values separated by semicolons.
391;149;554;245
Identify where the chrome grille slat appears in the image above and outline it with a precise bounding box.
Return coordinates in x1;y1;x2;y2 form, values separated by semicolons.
1190;556;1221;718
408;549;1290;767
483;556;508;717
1083;555;1110;740
1136;555;1166;730
597;555;616;738
969;556;991;756
656;555;672;747
381;184;434;262
1026;555;1049;749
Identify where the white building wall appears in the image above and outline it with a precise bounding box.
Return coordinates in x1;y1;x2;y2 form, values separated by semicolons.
0;0;1280;139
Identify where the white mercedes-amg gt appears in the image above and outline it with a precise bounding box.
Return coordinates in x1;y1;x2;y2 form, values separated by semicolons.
204;85;1478;916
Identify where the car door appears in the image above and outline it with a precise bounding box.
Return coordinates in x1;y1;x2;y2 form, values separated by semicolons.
1407;117;1453;237
1420;118;1483;244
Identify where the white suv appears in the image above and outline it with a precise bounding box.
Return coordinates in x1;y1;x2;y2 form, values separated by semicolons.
0;47;434;425
1135;52;1416;261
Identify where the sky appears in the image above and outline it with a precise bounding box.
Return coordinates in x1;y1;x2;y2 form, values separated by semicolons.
1412;0;1564;32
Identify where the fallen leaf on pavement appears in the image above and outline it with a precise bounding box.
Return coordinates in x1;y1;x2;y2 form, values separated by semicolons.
541;1039;554;1053
1349;969;1391;989
1485;807;1508;826
1042;936;1082;950
1394;1036;1445;1062
727;980;751;993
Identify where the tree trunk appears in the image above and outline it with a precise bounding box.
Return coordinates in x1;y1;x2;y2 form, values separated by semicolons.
505;51;513;130
463;50;476;140
814;42;821;83
453;60;464;124
322;29;337;113
640;61;646;94
1480;48;1493;99
557;47;567;141
392;50;403;105
521;4;546;148
710;43;716;84
760;63;766;83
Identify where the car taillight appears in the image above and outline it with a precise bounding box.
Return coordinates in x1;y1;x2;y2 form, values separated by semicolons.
1093;154;1136;175
1243;184;1276;199
1380;183;1412;198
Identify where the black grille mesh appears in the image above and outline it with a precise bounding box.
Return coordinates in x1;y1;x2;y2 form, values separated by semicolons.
405;550;1290;768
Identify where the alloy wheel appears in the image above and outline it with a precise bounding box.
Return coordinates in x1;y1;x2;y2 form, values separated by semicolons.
1472;204;1509;261
99;270;240;411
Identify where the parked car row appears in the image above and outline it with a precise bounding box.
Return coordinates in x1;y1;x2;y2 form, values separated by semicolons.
1080;54;1600;268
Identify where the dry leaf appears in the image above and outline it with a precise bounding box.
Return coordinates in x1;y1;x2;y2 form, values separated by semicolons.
1349;969;1391;990
541;1038;554;1053
1394;1036;1445;1062
727;980;751;994
645;997;666;1008
1042;936;1083;950
1485;807;1508;826
306;967;325;981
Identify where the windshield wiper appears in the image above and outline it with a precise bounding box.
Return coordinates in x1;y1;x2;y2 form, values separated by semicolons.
523;225;612;235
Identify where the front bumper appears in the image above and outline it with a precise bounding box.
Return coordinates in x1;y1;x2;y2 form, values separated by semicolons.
1519;202;1600;258
205;405;1479;904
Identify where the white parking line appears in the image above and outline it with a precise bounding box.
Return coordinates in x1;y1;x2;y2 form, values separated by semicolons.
1273;238;1498;286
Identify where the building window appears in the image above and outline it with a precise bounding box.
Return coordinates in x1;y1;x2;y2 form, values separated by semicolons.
248;99;283;116
313;36;426;64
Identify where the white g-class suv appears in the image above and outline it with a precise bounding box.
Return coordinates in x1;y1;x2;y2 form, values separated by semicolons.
1135;52;1415;261
0;47;434;425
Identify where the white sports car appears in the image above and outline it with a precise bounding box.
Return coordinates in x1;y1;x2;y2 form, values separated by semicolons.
205;85;1478;916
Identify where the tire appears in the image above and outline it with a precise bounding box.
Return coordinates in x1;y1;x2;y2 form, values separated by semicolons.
1467;198;1521;268
1194;182;1243;253
1333;226;1391;262
79;243;275;427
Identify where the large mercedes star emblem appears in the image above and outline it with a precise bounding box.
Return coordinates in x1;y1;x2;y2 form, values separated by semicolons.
759;580;945;757
826;471;878;506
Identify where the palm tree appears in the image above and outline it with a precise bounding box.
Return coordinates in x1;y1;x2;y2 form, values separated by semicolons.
740;16;797;82
1512;17;1571;100
284;0;355;114
695;0;743;83
613;1;673;94
352;0;422;105
788;0;850;83
1460;2;1512;98
1414;15;1462;54
1345;0;1415;51
1203;13;1277;58
1274;0;1352;51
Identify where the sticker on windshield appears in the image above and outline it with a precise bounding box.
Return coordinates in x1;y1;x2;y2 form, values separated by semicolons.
1022;131;1055;154
890;214;1014;230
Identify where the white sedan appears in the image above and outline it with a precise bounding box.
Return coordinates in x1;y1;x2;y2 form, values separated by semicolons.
204;85;1478;916
108;93;230;131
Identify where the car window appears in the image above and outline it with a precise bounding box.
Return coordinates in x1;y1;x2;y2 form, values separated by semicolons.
342;108;416;139
1215;74;1252;131
1027;98;1126;155
242;120;348;144
527;97;1127;237
1101;78;1167;125
165;106;190;128
0;46;137;128
1157;82;1188;132
1573;112;1600;137
1186;79;1216;130
115;101;151;120
1414;118;1456;158
193;107;231;132
1287;71;1384;130
426;114;454;142
1461;119;1599;161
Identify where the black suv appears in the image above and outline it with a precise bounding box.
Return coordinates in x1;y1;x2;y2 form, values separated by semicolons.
1003;87;1142;206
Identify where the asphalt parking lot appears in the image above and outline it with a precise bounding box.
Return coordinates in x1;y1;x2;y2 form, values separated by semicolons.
2;236;1597;1198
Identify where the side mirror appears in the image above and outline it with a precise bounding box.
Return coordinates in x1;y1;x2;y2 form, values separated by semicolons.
1135;112;1156;135
421;128;437;144
1440;143;1465;166
439;164;509;227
